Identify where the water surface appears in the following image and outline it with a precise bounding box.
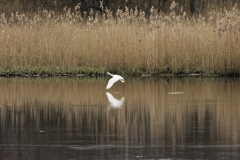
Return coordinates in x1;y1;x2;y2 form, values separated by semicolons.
0;77;240;159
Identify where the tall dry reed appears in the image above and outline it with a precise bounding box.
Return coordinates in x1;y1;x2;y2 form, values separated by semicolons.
0;2;240;76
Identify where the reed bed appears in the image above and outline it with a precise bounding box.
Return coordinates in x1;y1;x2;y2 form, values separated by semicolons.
0;2;240;76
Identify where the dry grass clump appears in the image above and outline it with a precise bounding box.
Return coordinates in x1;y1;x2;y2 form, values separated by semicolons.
0;2;240;76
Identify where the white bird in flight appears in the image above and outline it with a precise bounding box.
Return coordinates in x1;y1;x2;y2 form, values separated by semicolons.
106;72;125;89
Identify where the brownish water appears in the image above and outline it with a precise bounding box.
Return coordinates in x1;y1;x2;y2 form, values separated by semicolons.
0;77;240;159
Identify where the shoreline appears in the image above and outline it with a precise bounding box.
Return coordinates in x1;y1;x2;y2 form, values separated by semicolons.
0;72;238;78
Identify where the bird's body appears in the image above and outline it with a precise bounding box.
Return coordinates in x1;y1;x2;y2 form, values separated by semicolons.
106;72;125;89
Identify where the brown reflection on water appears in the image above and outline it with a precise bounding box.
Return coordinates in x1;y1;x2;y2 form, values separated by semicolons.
0;77;240;147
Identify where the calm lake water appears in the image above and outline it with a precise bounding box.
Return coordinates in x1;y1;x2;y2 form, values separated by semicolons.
0;77;240;159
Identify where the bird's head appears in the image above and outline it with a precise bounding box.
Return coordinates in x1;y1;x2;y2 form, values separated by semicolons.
120;79;125;83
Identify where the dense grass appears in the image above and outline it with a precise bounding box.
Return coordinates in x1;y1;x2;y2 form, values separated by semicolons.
0;2;240;76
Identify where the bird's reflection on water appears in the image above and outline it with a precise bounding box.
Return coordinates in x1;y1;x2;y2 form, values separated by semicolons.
106;92;124;109
0;77;240;159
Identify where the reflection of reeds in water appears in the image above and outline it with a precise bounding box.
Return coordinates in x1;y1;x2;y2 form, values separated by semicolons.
0;78;240;145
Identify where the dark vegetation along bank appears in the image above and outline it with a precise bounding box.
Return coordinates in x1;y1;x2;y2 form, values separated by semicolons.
1;0;239;16
0;0;240;77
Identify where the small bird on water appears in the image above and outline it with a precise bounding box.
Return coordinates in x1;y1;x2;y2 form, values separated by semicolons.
106;72;125;89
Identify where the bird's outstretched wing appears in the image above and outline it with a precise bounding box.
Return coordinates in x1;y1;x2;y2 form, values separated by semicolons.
106;77;119;89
